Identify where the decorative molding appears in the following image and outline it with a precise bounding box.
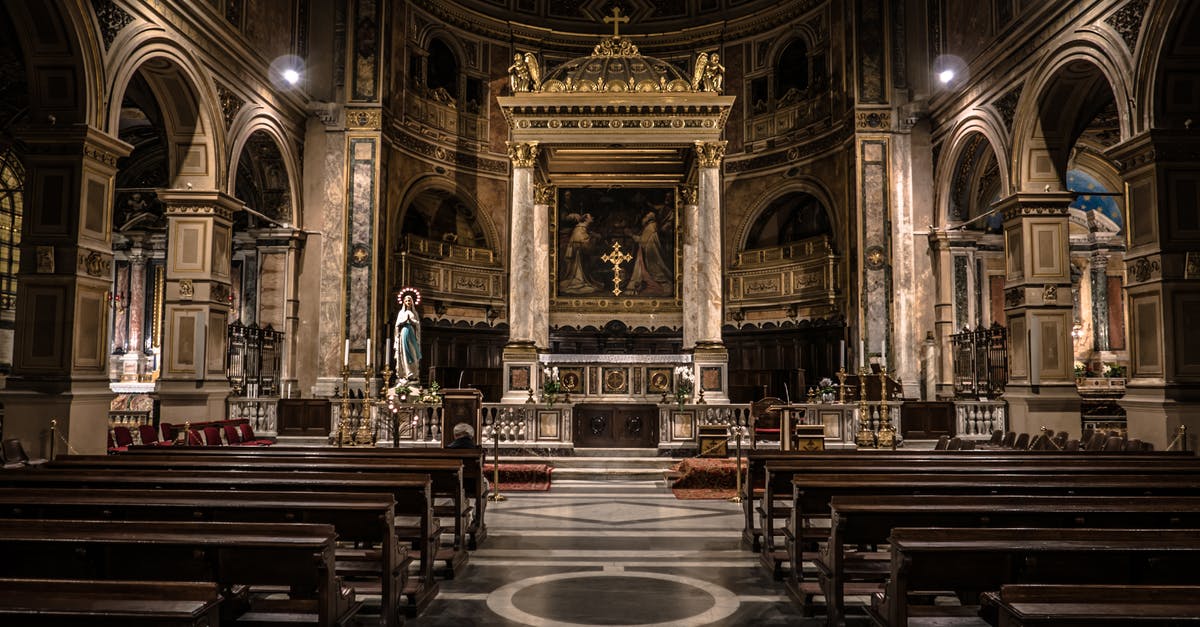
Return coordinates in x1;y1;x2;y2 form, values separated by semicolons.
856;110;891;130
1128;255;1161;283
1042;284;1058;303
506;141;540;168
346;108;382;130
1005;287;1024;308
179;279;194;300
679;185;698;206
694;141;727;168
164;203;236;222
1186;252;1200;280
91;0;135;49
533;183;555;205
1105;0;1149;52
83;144;120;168
211;282;231;304
1002;204;1070;221
36;246;55;273
391;127;507;174
864;245;886;270
216;84;245;129
79;250;109;277
992;85;1021;131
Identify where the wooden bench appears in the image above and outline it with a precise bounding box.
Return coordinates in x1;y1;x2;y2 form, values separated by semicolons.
0;518;358;627
0;487;408;627
121;445;491;549
743;450;1200;552
868;527;1200;627
0;468;441;616
0;579;220;627
981;584;1200;626
55;454;471;579
815;495;1200;625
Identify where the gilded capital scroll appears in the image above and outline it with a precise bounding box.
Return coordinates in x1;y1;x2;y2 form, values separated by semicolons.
693;141;727;168
534;183;555;205
679;184;698;206
507;141;540;168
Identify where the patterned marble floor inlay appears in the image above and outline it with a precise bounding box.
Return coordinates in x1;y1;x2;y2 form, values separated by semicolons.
404;479;830;626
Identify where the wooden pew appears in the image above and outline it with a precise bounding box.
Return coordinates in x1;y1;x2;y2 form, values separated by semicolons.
0;579;220;627
0;518;358;627
54;454;471;579
742;450;1200;553
981;584;1200;626
815;495;1200;625
0;488;407;627
0;468;441;616
122;445;491;549
868;528;1200;627
753;455;1200;574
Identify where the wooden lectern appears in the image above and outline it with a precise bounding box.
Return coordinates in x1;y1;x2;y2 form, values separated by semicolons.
440;388;482;447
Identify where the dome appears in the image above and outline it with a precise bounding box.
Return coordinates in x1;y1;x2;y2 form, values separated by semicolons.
539;37;693;94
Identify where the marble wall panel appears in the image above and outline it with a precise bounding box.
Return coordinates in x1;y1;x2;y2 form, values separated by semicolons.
344;137;377;357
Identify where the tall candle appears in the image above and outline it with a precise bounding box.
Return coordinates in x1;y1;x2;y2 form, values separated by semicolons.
366;338;372;367
859;341;865;369
343;339;350;367
385;339;391;366
881;339;887;367
839;340;846;369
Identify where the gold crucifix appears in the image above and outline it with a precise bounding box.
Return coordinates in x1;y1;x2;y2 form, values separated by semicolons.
603;6;630;38
601;241;633;296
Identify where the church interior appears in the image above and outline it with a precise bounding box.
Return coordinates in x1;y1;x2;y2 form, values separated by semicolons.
0;0;1199;625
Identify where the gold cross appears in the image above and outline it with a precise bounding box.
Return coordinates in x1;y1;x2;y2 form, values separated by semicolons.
601;241;633;296
603;6;630;38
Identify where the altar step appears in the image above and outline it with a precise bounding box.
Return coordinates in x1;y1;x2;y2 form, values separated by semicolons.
501;449;676;482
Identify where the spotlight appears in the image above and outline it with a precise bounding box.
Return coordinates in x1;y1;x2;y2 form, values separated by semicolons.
269;55;305;90
282;69;300;85
938;70;955;84
932;54;968;89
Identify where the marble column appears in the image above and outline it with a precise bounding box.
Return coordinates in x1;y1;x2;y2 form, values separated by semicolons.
119;245;149;381
691;141;728;403
680;185;700;350
1089;252;1110;352
502;141;541;402
155;190;237;422
1;125;131;457
996;192;1080;436
1110;130;1200;450
929;230;955;397
531;184;551;350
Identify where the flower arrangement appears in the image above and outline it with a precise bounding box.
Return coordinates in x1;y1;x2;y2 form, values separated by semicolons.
417;380;442;404
673;366;694;409
1074;360;1087;378
542;366;563;405
1102;362;1125;378
818;377;836;402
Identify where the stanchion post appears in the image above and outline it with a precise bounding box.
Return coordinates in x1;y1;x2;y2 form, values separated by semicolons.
49;418;57;460
728;416;745;504
488;409;507;502
337;365;351;447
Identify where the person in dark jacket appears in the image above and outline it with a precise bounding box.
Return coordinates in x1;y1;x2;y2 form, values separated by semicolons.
447;422;477;448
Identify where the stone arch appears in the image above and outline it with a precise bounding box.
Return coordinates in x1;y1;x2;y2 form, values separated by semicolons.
104;29;226;190
1010;34;1134;192
734;178;839;253
935;115;1012;229
226;113;300;227
3;0;101;127
391;175;499;255
1137;0;1200;131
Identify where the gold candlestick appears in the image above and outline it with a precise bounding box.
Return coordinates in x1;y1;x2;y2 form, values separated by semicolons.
337;365;352;447
854;367;876;448
836;368;847;404
875;366;896;449
356;365;376;446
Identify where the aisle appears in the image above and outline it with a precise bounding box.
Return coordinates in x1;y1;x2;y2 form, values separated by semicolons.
408;479;810;626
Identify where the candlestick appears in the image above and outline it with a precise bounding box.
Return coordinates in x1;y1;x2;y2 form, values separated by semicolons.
855;366;876;448
366;338;372;368
839;340;845;369
875;365;896;449
385;339;391;366
343;339;350;367
858;340;865;370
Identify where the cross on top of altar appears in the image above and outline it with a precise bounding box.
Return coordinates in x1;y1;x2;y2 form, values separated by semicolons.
603;6;630;37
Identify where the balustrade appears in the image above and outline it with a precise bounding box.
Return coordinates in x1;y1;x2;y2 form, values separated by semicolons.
954;399;1008;438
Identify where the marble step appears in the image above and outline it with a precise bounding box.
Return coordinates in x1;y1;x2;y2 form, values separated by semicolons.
573;447;659;458
500;455;677;470
549;467;673;482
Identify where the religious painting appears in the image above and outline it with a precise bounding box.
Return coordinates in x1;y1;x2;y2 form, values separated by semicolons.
508;365;530;391
552;187;680;311
537;410;560;439
559;367;584;394
602;367;629;394
647;368;672;394
672;410;695;440
700;366;723;391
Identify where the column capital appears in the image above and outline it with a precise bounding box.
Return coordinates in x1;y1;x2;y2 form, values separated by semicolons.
679;184;698;206
533;182;555;205
994;191;1073;224
693;141;727;168
15;124;132;171
506;141;540;168
158;189;243;224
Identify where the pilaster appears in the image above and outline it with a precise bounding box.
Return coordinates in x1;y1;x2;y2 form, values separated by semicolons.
996;192;1080;436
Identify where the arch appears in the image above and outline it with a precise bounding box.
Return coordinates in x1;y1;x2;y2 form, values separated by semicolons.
1009;33;1134;192
2;1;102;127
934;114;1012;228
775;38;810;99
734;178;839;253
390;175;500;255
226;111;301;227
104;27;226;191
1137;0;1200;131
426;37;460;98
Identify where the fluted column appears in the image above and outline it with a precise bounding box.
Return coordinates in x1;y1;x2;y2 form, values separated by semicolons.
690;141;728;403
502;141;541;402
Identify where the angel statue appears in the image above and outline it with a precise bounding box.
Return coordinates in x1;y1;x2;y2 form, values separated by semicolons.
508;52;541;93
691;51;725;93
393;287;422;383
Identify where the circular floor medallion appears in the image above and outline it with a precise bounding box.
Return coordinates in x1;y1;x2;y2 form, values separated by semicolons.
487;571;739;627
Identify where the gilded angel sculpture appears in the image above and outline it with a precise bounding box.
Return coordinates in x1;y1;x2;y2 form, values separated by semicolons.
690;51;725;92
508;52;541;93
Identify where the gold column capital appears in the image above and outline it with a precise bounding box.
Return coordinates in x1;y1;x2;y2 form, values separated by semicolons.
693;141;727;168
679;184;698;206
534;183;555;205
506;141;540;168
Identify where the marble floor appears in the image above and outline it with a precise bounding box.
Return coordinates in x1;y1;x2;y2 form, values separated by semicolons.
404;479;844;627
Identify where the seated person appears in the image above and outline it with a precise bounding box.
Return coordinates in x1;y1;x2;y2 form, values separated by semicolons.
447;422;477;448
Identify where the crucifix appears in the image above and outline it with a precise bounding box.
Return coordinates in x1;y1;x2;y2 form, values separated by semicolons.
603;6;630;38
601;241;633;296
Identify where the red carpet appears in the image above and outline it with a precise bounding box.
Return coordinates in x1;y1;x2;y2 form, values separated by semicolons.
483;463;553;491
671;457;737;500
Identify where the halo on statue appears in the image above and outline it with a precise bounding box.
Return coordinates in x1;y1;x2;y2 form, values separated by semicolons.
397;286;422;306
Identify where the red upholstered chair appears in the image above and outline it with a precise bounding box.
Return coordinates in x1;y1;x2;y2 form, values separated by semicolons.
750;397;783;449
235;422;272;446
107;431;117;452
222;424;242;445
112;426;135;449
202;426;222;447
159;423;178;443
186;429;204;446
137;424;159;445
